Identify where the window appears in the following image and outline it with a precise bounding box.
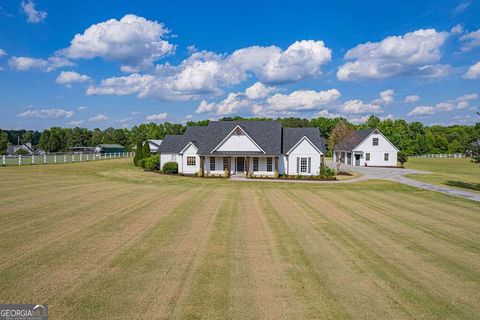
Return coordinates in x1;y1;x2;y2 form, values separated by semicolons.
300;157;308;173
223;157;229;170
366;153;370;161
187;156;196;166
210;157;215;170
171;154;176;161
384;153;389;161
253;157;259;171
266;157;272;172
373;138;379;146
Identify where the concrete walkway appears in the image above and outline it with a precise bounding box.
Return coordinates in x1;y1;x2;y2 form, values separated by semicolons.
338;164;480;202
230;164;480;202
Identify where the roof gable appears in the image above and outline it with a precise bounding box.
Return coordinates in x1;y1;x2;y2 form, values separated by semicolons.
282;127;326;154
286;136;323;155
212;125;265;153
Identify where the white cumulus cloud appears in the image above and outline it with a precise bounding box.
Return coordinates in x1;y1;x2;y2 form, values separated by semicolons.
21;0;47;23
60;14;175;72
0;49;6;57
87;40;332;101
463;61;480;79
17;108;74;119
407;105;436;116
56;71;91;86
460;29;480;52
244;82;276;100
89;114;108;122
404;95;420;103
337;29;449;80
339;99;382;114
267;89;341;111
9;56;73;72
145;112;168;121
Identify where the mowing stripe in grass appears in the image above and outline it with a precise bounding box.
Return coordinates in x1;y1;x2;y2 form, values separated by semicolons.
281;188;476;319
257;187;352;320
53;186;223;319
172;186;254;319
341;189;480;254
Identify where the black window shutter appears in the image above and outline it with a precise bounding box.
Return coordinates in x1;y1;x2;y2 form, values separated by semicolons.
308;157;311;173
296;157;299;173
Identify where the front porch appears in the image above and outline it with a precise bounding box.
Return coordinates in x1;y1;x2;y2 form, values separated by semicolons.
200;155;279;177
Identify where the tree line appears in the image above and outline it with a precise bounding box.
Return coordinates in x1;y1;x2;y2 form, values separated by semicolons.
1;115;479;156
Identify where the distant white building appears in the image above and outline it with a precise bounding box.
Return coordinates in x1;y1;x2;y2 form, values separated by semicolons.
334;129;398;167
6;142;45;155
147;140;162;153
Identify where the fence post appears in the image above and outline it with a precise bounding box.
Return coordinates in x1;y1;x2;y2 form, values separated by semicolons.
2;155;5;166
32;154;35;165
18;155;21;166
86;154;89;161
64;154;67;163
44;154;47;164
54;154;57;164
80;154;82;162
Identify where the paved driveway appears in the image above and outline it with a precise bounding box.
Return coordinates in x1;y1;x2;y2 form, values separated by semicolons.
337;163;480;202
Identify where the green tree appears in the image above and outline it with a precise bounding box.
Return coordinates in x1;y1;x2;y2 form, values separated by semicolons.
0;131;8;155
142;140;151;157
133;141;143;166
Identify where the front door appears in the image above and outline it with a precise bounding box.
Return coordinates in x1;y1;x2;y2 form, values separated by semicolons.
236;157;245;172
355;154;361;166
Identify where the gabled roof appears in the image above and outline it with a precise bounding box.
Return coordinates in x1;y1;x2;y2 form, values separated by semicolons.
158;121;326;156
147;139;162;146
335;129;376;151
97;144;125;148
282;128;326;154
158;135;188;153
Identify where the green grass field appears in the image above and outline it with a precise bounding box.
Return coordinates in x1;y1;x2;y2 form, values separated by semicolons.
406;157;480;193
1;159;479;319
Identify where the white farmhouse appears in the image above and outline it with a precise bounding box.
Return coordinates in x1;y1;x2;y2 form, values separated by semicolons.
158;120;326;176
334;129;398;167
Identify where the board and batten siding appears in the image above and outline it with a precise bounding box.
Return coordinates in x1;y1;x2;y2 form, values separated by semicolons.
354;132;397;166
215;133;262;152
286;138;322;175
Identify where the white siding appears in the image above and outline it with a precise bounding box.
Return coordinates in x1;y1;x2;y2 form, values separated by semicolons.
181;144;200;174
250;157;275;176
287;139;322;175
216;134;262;152
160;153;180;171
354;132;397;167
205;156;227;175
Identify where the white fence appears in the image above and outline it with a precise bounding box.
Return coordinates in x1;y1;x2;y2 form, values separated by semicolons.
1;152;134;166
410;153;465;158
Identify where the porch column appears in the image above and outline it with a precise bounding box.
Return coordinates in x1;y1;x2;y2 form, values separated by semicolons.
274;157;279;174
246;157;250;176
227;156;231;177
200;156;205;176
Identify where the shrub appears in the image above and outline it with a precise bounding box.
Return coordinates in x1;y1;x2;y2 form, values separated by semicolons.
137;158;146;169
133;141;143;166
224;168;229;178
162;161;178;174
273;170;279;179
320;165;336;178
144;155;160;171
397;151;408;167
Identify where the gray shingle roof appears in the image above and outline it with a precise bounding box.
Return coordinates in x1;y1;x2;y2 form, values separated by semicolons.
158;121;325;156
282;128;326;154
335;129;376;151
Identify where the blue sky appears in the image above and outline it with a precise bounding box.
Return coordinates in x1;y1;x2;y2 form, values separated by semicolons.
0;0;479;130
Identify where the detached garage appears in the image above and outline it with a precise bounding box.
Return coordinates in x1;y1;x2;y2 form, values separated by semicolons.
334;129;398;167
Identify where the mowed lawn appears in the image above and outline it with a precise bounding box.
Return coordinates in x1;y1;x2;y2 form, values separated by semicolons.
1;159;480;319
406;157;480;193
